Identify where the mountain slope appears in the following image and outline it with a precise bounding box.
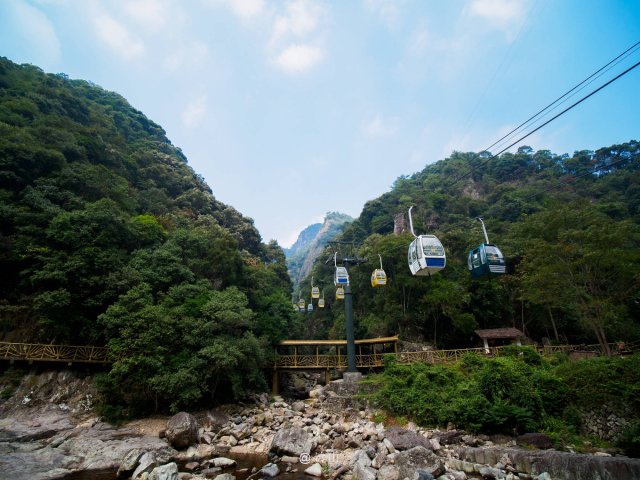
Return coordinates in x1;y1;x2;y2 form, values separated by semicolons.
305;143;640;348
285;212;352;289
0;58;297;413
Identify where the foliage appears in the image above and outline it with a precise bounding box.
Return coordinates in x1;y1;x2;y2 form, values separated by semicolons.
367;353;640;454
299;140;639;350
0;57;296;416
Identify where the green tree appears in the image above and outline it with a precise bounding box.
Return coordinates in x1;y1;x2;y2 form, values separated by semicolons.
517;203;640;354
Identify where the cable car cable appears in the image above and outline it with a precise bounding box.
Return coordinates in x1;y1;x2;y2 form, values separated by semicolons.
444;58;640;191
485;40;640;156
443;41;640;190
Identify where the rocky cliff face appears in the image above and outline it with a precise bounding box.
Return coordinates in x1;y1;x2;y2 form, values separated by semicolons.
285;212;352;288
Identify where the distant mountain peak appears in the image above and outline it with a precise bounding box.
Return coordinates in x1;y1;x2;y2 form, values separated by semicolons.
285;212;353;288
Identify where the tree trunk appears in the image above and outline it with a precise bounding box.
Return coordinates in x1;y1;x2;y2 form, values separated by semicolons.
598;325;611;356
547;306;560;342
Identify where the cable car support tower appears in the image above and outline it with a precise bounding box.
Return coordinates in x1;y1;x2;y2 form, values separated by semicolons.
326;241;368;373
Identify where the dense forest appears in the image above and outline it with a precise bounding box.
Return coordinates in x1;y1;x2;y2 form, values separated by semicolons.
1;55;639;423
0;58;300;415
300;142;640;352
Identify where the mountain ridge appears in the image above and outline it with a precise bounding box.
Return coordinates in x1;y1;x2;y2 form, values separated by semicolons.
285;211;352;289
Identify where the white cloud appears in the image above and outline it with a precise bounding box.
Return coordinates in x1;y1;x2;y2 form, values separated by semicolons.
94;13;145;60
465;0;525;29
7;0;61;67
362;114;399;138
363;0;405;29
123;0;171;31
273;44;323;74
268;0;326;74
212;0;266;21
181;95;208;128
164;41;209;71
271;0;323;46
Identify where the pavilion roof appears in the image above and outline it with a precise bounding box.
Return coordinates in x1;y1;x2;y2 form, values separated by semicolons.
474;328;525;340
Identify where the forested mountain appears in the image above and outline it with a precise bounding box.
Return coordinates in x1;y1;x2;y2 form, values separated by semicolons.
285;211;352;289
0;58;299;415
301;143;640;352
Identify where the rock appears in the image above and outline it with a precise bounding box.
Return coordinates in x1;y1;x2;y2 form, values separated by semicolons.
434;430;463;445
364;445;377;459
213;457;236;468
282;455;299;464
213;474;236;480
218;435;238;446
269;427;313;456
304;463;324;477
260;463;280;477
462;435;483;447
353;463;377;480
394;446;445;479
448;471;467;480
372;450;387;469
350;450;373;469
383;438;396;453
201;467;222;477
117;448;146;478
149;462;179;480
386;426;433;451
165;413;199;449
478;466;505;479
516;433;553;450
378;465;400;480
132;452;158;479
414;469;434;480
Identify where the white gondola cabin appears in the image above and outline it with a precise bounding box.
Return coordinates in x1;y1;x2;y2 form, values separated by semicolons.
334;266;349;286
407;207;446;276
307;302;314;312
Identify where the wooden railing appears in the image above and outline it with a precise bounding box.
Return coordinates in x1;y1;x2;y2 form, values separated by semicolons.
273;342;638;369
0;342;109;364
1;340;636;368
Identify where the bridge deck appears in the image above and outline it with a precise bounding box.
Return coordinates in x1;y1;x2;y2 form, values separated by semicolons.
0;340;635;368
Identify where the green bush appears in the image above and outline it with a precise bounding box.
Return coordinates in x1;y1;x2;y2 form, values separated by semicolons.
366;353;640;439
500;345;543;366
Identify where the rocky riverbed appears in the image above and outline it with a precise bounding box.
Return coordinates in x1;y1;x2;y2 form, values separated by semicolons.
1;370;640;480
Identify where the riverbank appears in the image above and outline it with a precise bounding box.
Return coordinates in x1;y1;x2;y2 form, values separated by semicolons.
1;370;640;480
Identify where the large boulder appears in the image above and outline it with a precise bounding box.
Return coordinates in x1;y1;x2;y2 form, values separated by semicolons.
165;412;199;449
394;446;445;479
269;427;313;456
149;462;179;480
385;426;433;451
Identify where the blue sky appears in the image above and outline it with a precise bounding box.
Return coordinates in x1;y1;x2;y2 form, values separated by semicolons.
1;0;639;247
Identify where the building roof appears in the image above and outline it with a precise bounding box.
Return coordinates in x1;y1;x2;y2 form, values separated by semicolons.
474;328;525;339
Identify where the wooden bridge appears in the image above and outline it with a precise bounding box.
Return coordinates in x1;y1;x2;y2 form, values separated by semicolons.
270;337;638;393
0;342;109;365
0;337;635;374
